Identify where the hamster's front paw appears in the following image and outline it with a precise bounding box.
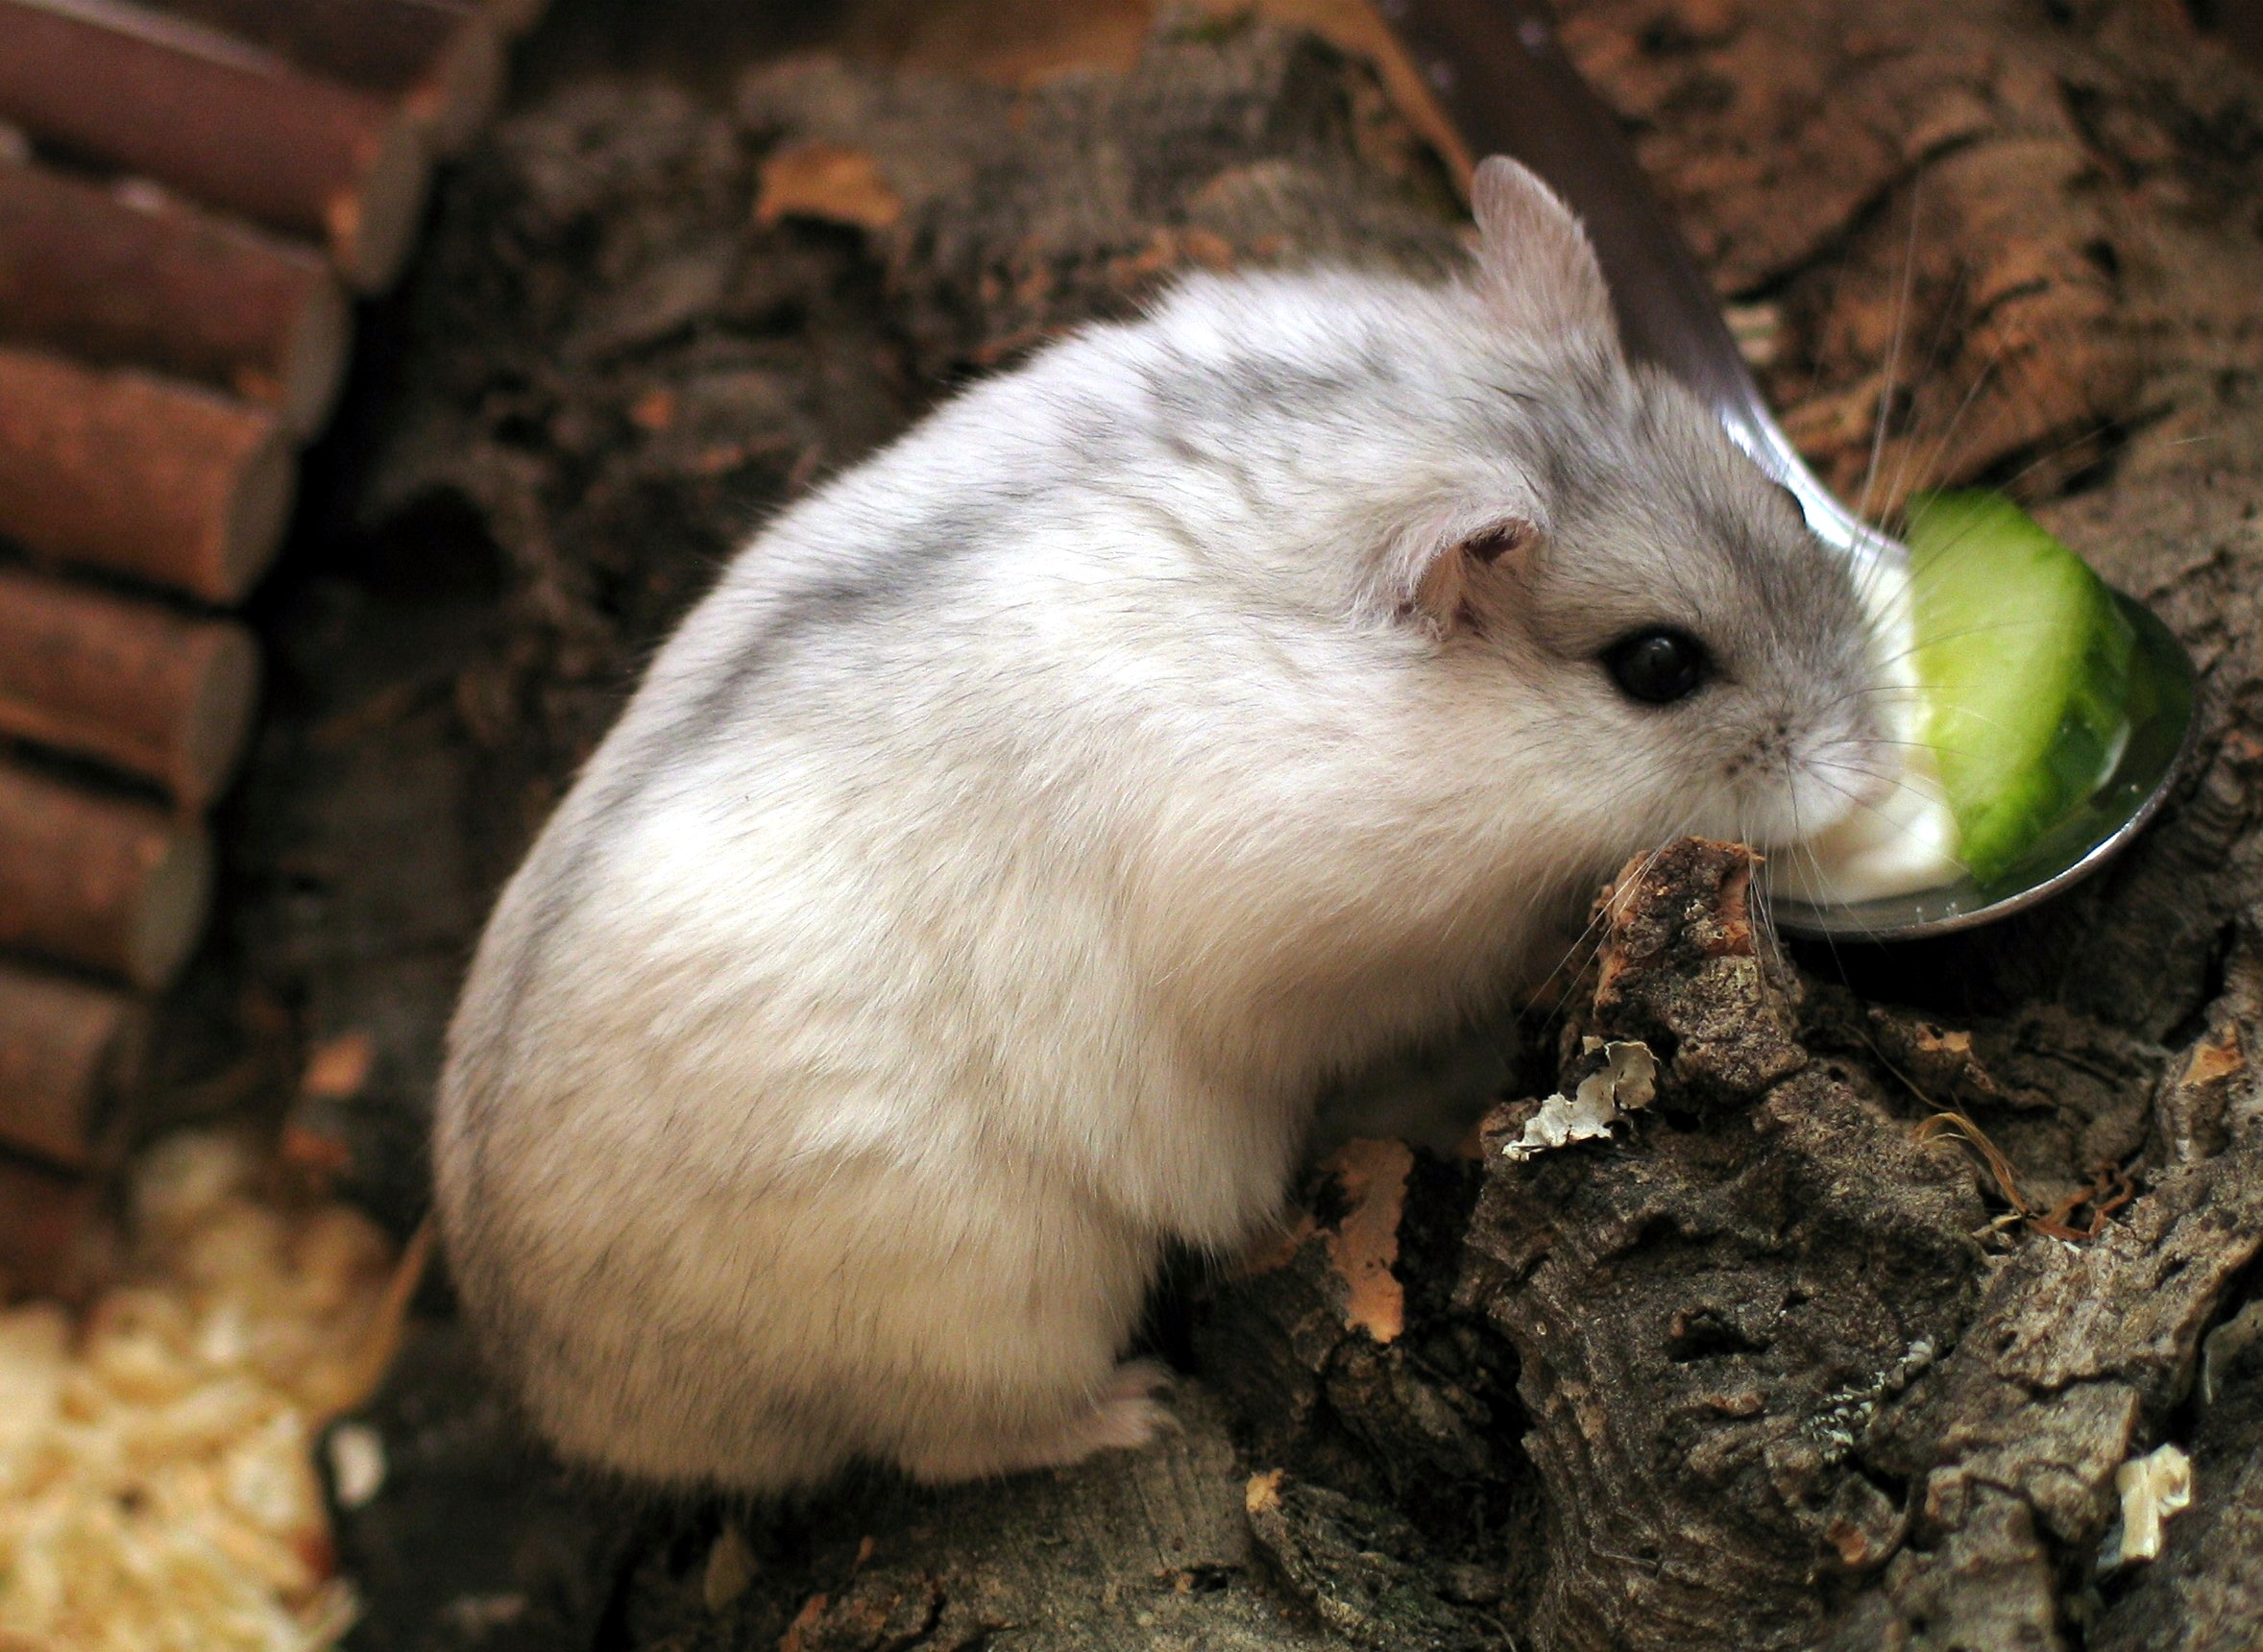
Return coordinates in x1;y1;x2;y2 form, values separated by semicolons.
1082;1357;1179;1452
902;1359;1177;1484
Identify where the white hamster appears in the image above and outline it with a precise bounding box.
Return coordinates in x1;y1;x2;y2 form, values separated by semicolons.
433;157;1888;1493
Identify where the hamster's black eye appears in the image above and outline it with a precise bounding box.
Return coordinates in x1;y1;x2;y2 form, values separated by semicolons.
1602;628;1710;705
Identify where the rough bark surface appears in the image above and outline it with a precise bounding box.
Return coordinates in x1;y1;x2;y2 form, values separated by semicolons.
154;0;2263;1646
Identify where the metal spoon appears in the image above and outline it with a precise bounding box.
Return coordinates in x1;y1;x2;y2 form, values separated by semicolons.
1379;0;2199;940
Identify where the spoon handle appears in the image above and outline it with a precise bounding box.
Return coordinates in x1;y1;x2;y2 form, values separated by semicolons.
1381;0;1888;562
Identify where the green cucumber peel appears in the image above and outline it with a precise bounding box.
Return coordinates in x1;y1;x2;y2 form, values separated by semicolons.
1904;490;2135;887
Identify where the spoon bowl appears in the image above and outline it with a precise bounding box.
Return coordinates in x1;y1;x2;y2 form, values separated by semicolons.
1766;591;2198;939
1381;0;2201;939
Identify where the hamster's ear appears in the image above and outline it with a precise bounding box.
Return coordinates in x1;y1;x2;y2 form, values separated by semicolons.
1391;516;1541;637
1471;156;1618;344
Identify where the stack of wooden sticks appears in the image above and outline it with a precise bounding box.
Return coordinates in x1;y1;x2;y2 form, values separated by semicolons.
0;0;545;1293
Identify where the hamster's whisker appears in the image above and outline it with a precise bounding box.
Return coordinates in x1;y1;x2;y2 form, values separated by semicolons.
1519;830;1691;1019
1877;257;1979;521
1814;765;1941;822
1791;688;1918;733
1904;511;2000;573
1900;331;2008;511
1903;700;2025;741
1787;834;1893;952
1518;879;1620;1018
1807;765;1972;874
1521;871;1635;1015
1855;182;1926;533
1795;232;1859;413
1839;738;1948;760
1747;785;1795;1010
1814;750;1932;796
1989;411;2126;499
1863;617;2056;668
1900;367;2126;550
1805;680;1925;722
1521;918;1610;1021
1877;262;1983;511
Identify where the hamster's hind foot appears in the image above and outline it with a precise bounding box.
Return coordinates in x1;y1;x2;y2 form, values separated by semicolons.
901;1359;1177;1484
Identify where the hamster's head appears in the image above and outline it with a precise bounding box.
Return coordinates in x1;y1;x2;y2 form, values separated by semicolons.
1353;158;1893;870
1470;379;1889;864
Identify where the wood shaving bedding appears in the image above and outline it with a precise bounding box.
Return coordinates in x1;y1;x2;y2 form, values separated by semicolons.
0;1133;417;1651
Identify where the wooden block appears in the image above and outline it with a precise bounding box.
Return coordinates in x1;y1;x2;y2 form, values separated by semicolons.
0;761;213;990
0;961;146;1168
150;0;506;156
0;344;294;602
0;1149;99;1298
0;566;263;806
0;160;353;437
0;0;433;291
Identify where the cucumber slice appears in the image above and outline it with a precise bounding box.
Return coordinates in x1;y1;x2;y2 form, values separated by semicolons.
1906;490;2135;886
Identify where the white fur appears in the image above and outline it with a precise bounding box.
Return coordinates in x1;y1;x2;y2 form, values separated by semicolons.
433;159;1880;1492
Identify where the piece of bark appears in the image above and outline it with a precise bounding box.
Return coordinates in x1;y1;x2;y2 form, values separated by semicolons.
1454;840;1991;1650
1197;1138;1506;1495
0;761;212;989
149;0;505;156
0;1148;99;1298
0;345;295;602
0;565;262;805
752;141;904;231
1198;1153;1411;1465
0;960;146;1168
1193;1137;1526;1641
1853;1123;2263;1647
1243;1470;1494;1651
329;1324;1351;1652
0;160;353;436
2089;1282;2263;1650
1550;0;2147;517
2150;917;2262;1167
1434;839;2263;1649
728;30;1468;380
0;0;432;290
